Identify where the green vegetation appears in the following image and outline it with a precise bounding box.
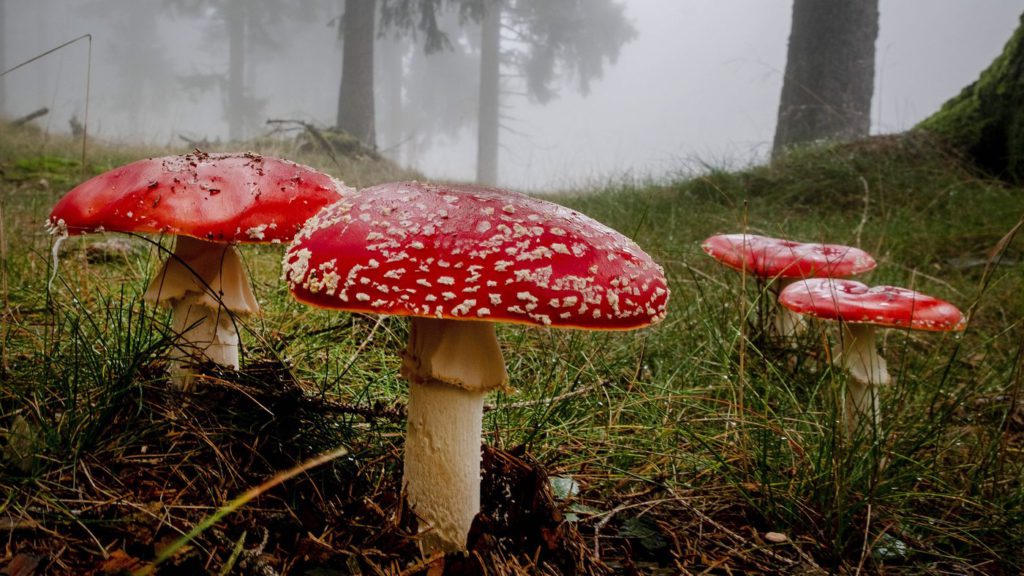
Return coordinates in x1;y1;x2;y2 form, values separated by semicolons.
1;123;1022;574
918;13;1024;183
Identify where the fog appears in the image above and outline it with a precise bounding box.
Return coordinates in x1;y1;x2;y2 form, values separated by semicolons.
2;1;1022;191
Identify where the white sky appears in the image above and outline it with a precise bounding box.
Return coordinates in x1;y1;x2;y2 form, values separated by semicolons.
419;0;1024;191
3;1;1023;192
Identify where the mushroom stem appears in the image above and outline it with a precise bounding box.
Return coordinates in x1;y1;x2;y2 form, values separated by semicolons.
771;278;807;339
833;322;890;433
400;317;508;554
144;236;259;390
167;300;240;389
405;379;487;553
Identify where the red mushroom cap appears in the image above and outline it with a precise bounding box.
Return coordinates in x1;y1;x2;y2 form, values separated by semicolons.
48;152;349;243
778;278;966;332
283;181;670;330
701;234;876;280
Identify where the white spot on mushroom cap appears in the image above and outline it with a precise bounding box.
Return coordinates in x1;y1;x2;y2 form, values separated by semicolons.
246;224;269;240
284;181;669;329
452;299;476;316
282;247;313;284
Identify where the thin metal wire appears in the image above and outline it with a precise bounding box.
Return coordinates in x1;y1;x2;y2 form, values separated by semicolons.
1;33;92;177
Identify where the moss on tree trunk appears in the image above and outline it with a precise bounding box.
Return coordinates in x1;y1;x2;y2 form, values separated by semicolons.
917;13;1024;183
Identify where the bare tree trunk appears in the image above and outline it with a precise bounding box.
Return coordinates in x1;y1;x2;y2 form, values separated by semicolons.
0;0;6;117
772;0;879;156
226;0;246;142
378;35;405;163
337;0;377;147
406;124;420;168
120;1;155;136
475;0;501;186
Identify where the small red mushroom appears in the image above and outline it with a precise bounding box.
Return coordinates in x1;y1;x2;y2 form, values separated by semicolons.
282;181;670;553
702;233;876;338
778;278;965;432
48;152;351;389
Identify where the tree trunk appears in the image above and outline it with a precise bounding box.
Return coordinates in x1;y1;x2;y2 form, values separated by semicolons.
378;35;405;163
226;0;246;142
475;0;501;186
772;0;879;156
0;0;6;117
917;12;1024;183
337;0;377;147
120;1;156;135
406;124;420;168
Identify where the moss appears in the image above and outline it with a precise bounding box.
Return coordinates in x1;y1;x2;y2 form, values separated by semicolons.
4;156;81;189
917;12;1024;182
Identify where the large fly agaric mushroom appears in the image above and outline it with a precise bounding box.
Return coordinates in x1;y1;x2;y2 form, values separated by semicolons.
701;233;876;338
48;152;350;389
778;278;965;432
282;181;669;554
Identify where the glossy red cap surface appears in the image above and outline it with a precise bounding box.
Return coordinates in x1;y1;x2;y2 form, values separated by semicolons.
283;181;670;330
48;152;349;243
701;234;876;279
778;278;966;332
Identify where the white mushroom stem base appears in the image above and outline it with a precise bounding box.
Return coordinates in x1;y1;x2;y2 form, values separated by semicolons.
770;278;807;339
167;300;241;389
405;380;486;554
400;317;508;555
832;323;891;434
144;236;260;390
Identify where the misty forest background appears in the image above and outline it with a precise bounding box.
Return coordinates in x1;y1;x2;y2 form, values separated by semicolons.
1;0;1021;190
2;0;644;189
2;0;1024;575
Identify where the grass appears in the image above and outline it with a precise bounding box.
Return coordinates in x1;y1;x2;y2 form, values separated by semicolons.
1;123;1023;574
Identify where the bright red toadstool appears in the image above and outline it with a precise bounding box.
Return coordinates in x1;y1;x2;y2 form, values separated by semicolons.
778;278;965;432
701;233;877;337
48;152;350;389
282;181;669;553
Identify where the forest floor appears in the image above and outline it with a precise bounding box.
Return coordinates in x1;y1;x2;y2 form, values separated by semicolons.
1;123;1022;575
